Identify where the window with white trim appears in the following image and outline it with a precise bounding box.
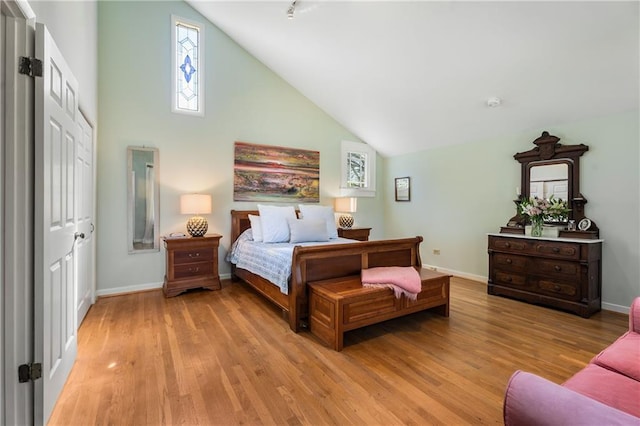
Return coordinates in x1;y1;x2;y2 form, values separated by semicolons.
171;15;204;116
341;141;376;197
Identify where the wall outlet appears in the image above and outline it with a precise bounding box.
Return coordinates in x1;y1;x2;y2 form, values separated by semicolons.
433;249;440;255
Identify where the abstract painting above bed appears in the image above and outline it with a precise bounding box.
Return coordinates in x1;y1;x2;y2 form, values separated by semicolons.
233;142;320;203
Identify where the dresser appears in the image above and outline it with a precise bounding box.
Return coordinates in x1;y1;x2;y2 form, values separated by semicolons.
487;234;603;317
163;234;222;297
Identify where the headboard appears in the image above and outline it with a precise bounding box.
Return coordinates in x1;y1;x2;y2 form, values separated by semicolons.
231;210;258;243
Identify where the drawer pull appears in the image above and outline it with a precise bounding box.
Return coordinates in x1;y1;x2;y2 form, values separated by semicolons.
554;285;561;291
188;252;201;258
506;276;512;282
189;267;200;273
554;265;561;272
552;247;560;253
506;258;512;264
505;242;511;248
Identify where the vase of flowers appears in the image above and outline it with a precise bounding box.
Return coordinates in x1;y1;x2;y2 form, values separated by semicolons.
518;196;570;237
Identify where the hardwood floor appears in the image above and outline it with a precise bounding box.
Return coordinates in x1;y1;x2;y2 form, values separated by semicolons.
48;277;628;425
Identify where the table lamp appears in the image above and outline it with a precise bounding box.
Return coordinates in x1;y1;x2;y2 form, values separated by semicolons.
180;194;212;237
334;197;357;229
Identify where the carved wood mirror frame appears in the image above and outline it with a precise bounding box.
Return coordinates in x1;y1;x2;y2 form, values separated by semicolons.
503;131;599;238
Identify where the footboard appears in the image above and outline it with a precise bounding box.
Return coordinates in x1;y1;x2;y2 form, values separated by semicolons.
288;236;423;331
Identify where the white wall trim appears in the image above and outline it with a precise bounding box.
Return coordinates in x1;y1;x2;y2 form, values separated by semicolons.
4;0;35;20
95;273;233;298
423;264;486;283
2;6;35;425
601;302;630;315
424;265;632;314
96;282;163;297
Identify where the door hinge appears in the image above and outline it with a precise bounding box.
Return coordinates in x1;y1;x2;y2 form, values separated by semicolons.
18;56;43;78
18;362;42;383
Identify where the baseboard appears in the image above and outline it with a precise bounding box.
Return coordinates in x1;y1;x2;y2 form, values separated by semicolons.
601;302;630;315
423;265;631;314
422;264;486;283
97;272;632;315
96;273;234;298
96;281;163;297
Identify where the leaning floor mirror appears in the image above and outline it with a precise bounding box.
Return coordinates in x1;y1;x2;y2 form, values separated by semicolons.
127;146;160;253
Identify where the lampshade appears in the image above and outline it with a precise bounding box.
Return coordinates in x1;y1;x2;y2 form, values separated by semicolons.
180;194;211;237
334;197;357;213
180;194;212;215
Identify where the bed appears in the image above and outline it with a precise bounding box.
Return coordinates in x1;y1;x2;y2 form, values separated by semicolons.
229;209;423;332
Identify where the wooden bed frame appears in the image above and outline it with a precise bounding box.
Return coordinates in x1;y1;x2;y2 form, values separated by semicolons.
230;210;423;332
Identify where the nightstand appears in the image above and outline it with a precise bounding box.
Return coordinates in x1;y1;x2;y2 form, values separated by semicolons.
337;227;371;241
163;234;222;297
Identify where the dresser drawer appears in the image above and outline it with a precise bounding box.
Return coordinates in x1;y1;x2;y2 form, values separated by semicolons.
490;237;528;253
494;271;528;288
493;253;528;272
534;278;579;301
490;236;580;261
531;241;579;261
174;248;214;264
174;262;213;279
535;258;579;279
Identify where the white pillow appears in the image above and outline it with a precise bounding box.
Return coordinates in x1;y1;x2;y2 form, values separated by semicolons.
298;204;338;239
257;204;297;243
288;218;329;243
248;214;263;242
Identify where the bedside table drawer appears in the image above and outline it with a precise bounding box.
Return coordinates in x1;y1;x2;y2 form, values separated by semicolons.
337;227;371;241
174;248;214;264
174;262;213;279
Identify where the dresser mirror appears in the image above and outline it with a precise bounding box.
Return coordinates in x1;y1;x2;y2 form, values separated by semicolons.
528;161;570;202
503;131;599;238
127;146;160;253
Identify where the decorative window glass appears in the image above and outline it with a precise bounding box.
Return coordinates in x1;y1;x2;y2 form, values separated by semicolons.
346;152;367;188
341;141;376;197
171;15;204;116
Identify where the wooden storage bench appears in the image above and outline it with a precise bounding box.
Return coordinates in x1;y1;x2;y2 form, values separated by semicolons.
308;268;450;351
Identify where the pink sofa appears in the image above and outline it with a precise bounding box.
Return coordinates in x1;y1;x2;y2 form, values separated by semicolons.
503;297;640;425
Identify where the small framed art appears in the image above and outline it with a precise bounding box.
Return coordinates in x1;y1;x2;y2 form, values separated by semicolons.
395;177;410;202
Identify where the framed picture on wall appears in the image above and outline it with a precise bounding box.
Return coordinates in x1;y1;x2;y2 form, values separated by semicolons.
395;177;410;202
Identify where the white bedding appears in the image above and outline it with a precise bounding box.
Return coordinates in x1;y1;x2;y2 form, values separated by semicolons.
226;229;356;294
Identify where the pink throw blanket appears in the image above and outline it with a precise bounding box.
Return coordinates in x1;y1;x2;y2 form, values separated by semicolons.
361;266;421;300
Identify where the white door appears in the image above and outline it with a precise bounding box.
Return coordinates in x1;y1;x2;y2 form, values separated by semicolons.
76;113;94;325
33;22;79;424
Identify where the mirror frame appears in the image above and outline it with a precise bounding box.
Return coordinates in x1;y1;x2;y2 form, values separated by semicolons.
504;131;598;237
127;146;160;253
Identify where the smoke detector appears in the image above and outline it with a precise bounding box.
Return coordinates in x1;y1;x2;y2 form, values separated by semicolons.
486;97;502;108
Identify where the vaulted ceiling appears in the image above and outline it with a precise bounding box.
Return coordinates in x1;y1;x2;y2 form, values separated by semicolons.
187;1;639;157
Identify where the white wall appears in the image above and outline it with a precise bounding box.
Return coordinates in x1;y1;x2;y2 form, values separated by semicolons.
97;1;385;294
28;0;98;124
383;110;640;310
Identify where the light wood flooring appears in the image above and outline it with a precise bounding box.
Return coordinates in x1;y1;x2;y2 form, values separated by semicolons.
48;277;628;425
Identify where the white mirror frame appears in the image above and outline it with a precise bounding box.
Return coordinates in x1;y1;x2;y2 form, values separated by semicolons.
127;146;160;253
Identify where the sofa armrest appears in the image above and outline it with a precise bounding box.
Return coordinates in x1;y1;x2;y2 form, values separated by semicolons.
504;371;640;426
630;297;640;333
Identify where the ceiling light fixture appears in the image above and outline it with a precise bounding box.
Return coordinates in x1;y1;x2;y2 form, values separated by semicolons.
287;0;297;19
